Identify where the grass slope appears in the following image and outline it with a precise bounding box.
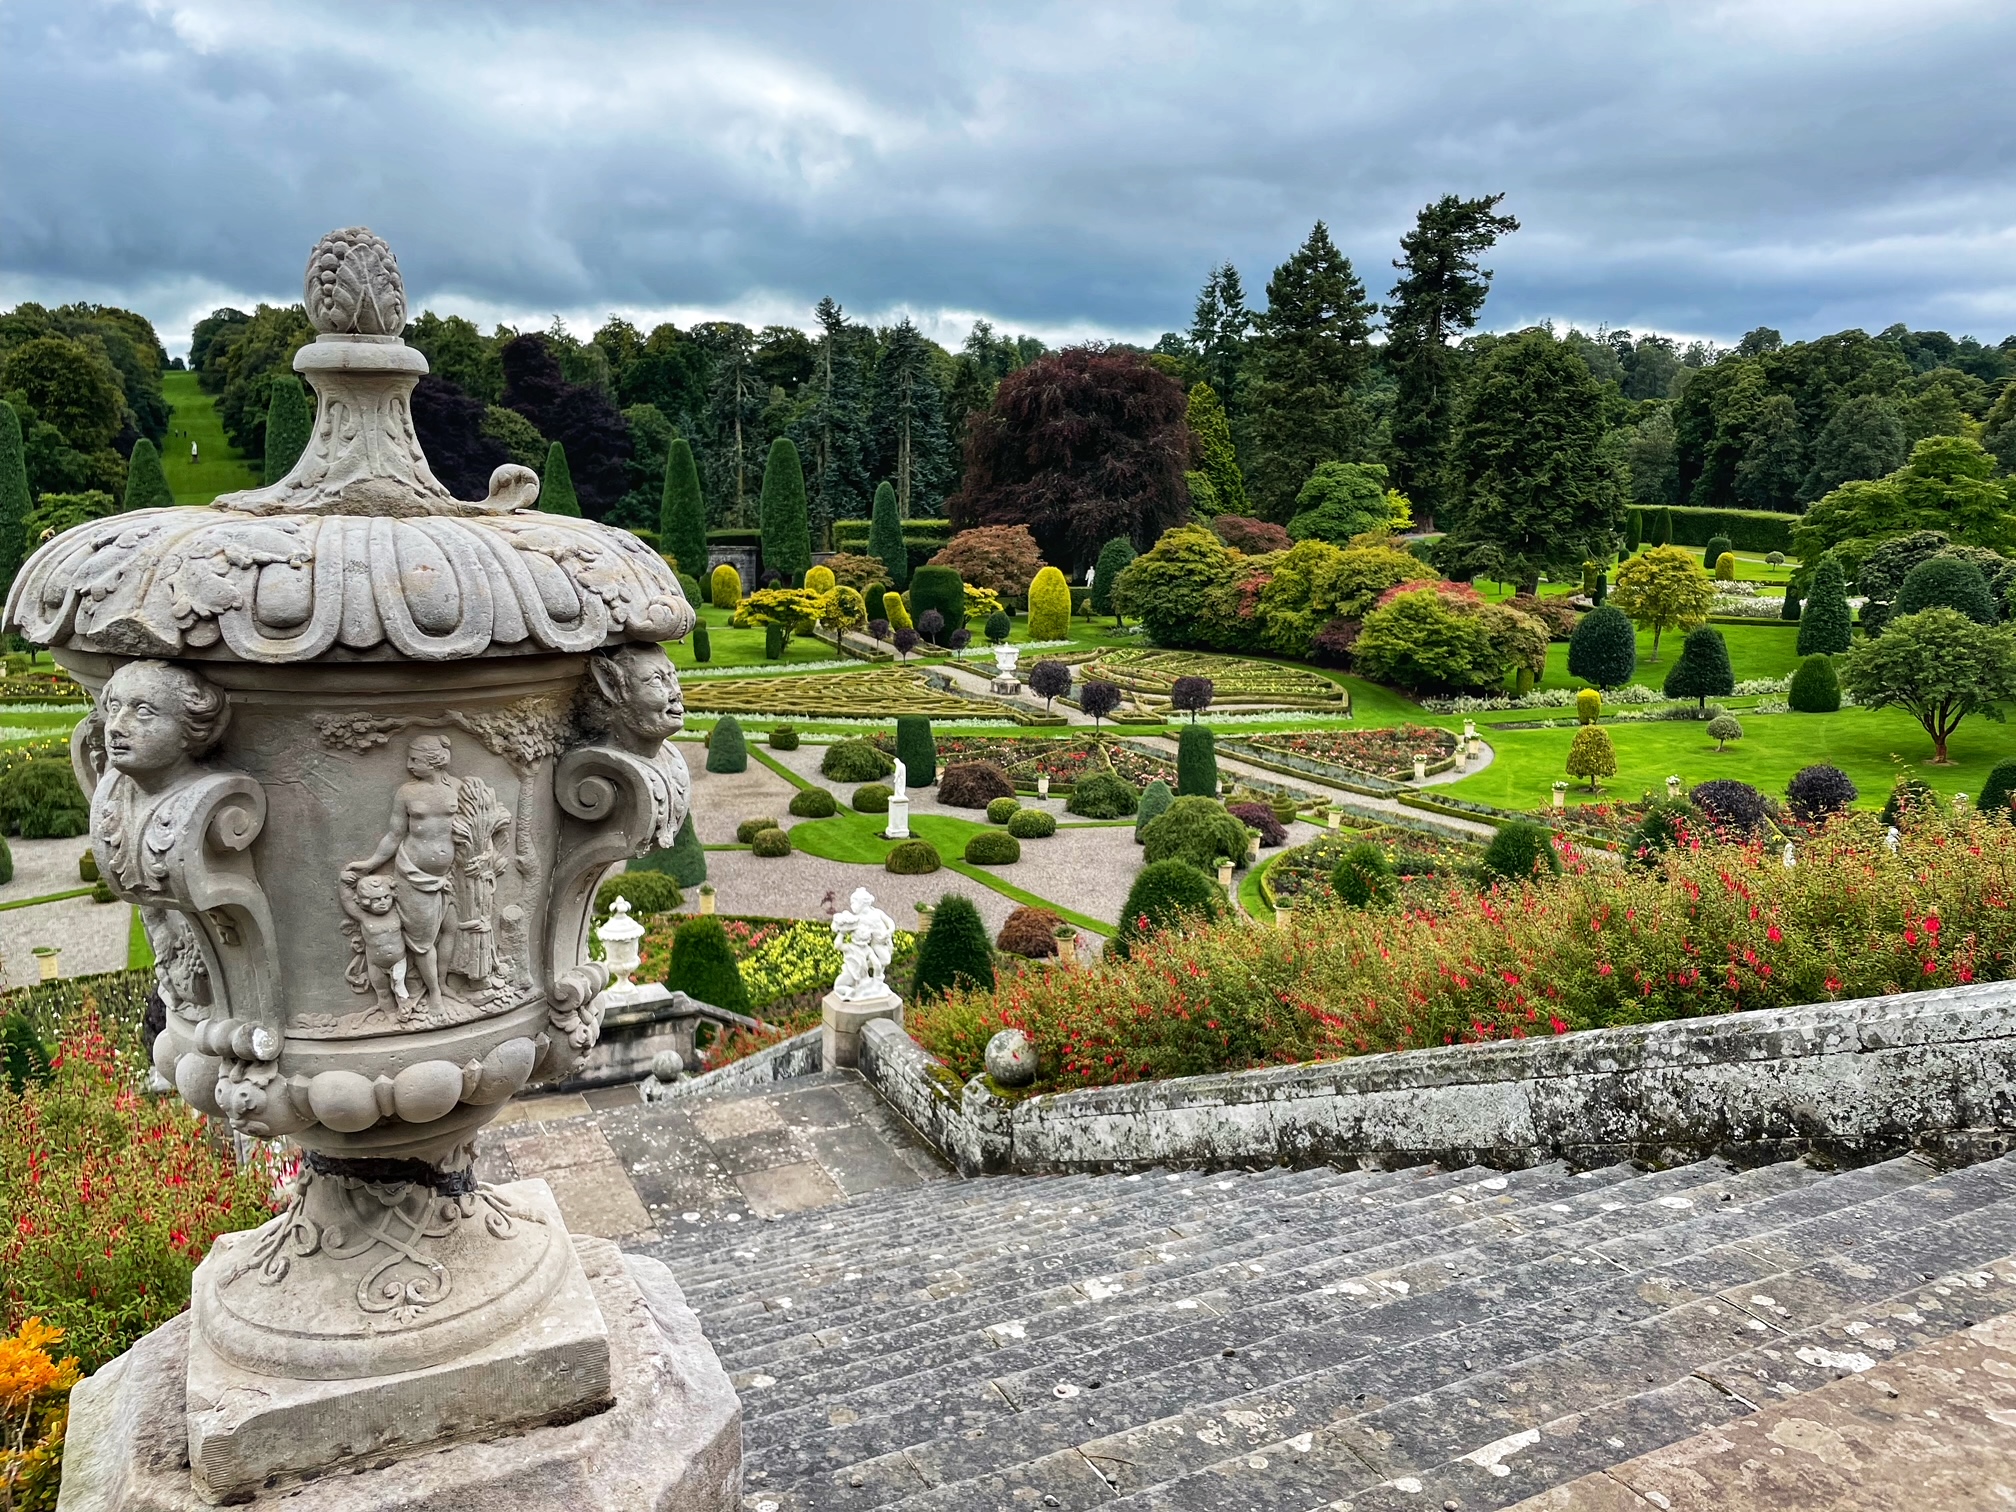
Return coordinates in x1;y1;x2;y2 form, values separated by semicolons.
160;371;261;504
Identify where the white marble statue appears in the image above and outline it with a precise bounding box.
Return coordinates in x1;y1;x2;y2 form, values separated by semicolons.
893;755;908;796
831;886;896;1001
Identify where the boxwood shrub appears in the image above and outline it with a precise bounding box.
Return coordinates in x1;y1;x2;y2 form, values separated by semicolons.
1113;859;1223;959
986;796;1021;825
852;783;892;814
886;839;942;874
963;830;1021;865
735;815;781;844
768;725;801;750
705;715;748;774
1007;808;1056;839
750;826;792;857
822;739;893;782
1140;796;1250;872
596;871;683;917
788;787;837;818
1067;771;1138;819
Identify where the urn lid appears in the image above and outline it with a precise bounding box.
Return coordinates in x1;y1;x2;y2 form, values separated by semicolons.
2;227;693;664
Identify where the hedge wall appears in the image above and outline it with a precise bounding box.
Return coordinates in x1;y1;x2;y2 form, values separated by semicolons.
834;518;955;576
1628;505;1796;555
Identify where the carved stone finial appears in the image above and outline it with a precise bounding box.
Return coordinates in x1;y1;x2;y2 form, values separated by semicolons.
304;227;406;336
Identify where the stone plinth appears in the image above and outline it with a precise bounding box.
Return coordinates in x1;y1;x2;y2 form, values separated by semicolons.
822;987;903;1071
990;675;1022;696
54;1237;739;1512
884;792;911;839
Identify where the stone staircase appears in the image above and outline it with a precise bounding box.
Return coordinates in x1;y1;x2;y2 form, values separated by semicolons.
639;1117;2016;1511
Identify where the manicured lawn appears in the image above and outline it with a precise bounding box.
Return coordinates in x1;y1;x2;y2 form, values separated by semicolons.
160;371;261;504
673;604;878;671
1541;619;1805;692
1444;705;2016;813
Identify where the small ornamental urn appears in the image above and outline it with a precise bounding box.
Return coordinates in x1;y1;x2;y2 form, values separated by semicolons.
4;229;697;1498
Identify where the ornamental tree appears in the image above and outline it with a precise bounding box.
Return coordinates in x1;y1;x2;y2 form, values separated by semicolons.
1839;607;2016;763
1286;461;1410;547
1707;713;1744;751
1796;554;1852;656
1112;525;1241;648
1663;626;1734;710
917;608;945;644
1610;545;1715;661
1566;604;1637;689
926;524;1043;598
1027;660;1071;709
1565;725;1616;791
1170;675;1214;723
1786;765;1858;823
1079;679;1122;727
892;627;920;660
1352;588;1507;693
1027;565;1073;639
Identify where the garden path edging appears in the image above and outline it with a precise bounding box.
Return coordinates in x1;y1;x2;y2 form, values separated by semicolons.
857;980;2016;1176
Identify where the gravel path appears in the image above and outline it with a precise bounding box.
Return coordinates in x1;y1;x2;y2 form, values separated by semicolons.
0;896;131;988
0;836;96;904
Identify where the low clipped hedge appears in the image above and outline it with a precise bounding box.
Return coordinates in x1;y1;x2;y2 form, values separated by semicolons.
986;796;1021;825
822;739;894;782
963;831;1022;866
1627;504;1795;554
886;839;942;874
750;827;792;857
735;815;781;844
1007;808;1056;839
788;787;838;818
852;783;892;814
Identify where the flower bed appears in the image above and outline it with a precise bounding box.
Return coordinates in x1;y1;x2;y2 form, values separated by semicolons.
683;666;1009;720
1262;825;1479;906
639;914;917;1014
868;734;1176;792
1075;648;1349;711
907;810;2016;1093
0;673;85;705
1246;725;1458;781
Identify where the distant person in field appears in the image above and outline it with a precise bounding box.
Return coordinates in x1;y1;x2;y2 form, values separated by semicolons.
190;441;199;464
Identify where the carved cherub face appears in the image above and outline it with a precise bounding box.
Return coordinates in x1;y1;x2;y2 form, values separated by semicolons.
850;887;875;914
591;645;684;750
100;660;228;781
356;876;396;914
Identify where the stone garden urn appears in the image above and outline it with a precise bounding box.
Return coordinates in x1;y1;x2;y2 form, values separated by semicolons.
11;230;738;1508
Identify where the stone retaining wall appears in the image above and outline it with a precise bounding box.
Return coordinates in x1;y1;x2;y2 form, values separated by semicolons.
859;981;2016;1176
648;1028;823;1101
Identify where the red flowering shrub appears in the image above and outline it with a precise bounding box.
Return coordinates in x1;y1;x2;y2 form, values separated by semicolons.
909;810;2016;1091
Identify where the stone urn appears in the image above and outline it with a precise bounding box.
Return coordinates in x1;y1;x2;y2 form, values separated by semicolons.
10;230;737;1507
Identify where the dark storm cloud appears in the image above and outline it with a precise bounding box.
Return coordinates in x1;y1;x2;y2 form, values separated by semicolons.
5;0;2013;352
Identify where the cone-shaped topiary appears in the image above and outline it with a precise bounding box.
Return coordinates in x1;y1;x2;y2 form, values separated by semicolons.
2;1012;51;1092
1481;821;1561;883
123;437;175;512
1663;626;1734;710
1797;555;1851;655
263;378;312;486
1134;778;1173;842
983;609;1011;643
1140;795;1251;872
664;915;751;1015
909;564;966;636
661;437;708;579
1624;510;1642;553
765;623;785;659
540;441;581;516
912;893;994;1000
1978;758;2016;820
1027;565;1072;640
1092;537;1136;623
884;590;913;630
1702;534;1733;571
1653;507;1672;546
0;401;29;602
1787;653;1840;713
1067;770;1137;819
630;810;708;886
759;436;811;584
1114;860;1223;960
1175;724;1218;797
1897;556;1999;625
1780;584;1802;621
711;562;741;609
885;839;941;874
1566;725;1616;790
707;715;748;773
1567;604;1636;689
964;831;1021;865
895;715;937;787
869;480;908;587
691;624;711;663
0;833;12;887
1330;841;1393;907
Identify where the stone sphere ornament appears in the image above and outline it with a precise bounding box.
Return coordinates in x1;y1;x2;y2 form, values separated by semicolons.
5;229;717;1503
985;1028;1037;1088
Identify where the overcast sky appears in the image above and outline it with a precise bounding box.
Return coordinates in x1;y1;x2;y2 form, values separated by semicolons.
5;0;2014;359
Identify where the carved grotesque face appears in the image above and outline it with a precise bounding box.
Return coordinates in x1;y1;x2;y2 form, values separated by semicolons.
101;660;226;780
597;646;684;745
406;734;452;778
356;876;396;914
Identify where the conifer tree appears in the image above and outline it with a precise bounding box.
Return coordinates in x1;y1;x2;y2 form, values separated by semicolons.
1242;222;1376;520
1186;383;1248;516
912;893;994;1001
540;442;581;516
1797;554;1852;656
0;401;30;603
870;319;952;519
868;480;908;586
660;437;707;578
1663;626;1735;710
262;377;312;485
1188;263;1252;407
759;436;811;584
122;436;174;512
1092;537;1136;624
795;298;875;536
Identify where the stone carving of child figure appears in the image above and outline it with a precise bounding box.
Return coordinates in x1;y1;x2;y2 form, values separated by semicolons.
91;659;232;897
339;873;411;1016
344;733;458;1015
830;886;895;1002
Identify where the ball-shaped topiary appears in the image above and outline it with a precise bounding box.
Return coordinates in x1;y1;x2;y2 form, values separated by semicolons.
1133;778;1173;842
596;870;683;918
852;783;892;814
885;839;942;874
1140;796;1252;873
1706;713;1743;751
1027;565;1072;640
1897;555;2000;625
1226;801;1286;848
1068;770;1138;819
1079;680;1123;725
995;905;1062;958
917;608;945;642
1881;774;1938;828
1575;688;1602;725
984;609;1012;644
938;761;1015;809
986;796;1021;825
1027;660;1072;708
768;725;801;750
804;563;836;595
1330;841;1394;907
788;786;837;818
909;564;967;635
912;893;994;999
706;716;748;773
1978;758;2016;820
1481;821;1561;883
964;831;1022;865
750;826;792;857
664;915;751;1015
894;715;937;787
1007;807;1057;839
1113;860;1224;960
1690;779;1769;836
1786;764;1858;823
1170;675;1215;723
709;562;741;610
1702;534;1733;571
1787;654;1841;713
821;739;894;782
1175;724;1218;796
735;815;782;844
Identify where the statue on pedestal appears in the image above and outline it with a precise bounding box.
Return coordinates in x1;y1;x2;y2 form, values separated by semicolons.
830;886;896;1001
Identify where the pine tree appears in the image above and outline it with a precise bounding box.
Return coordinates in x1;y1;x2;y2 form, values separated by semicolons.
1797;554;1852;656
1663;626;1735;709
871;319;952;519
1241;222;1377;520
659;437;707;578
1384;193;1520;529
697;320;763;525
1187;263;1252;411
759;436;811;584
0;401;30;602
794;298;875;540
540;442;581;516
262;377;313;486
1092;537;1136;624
122;436;174;512
869;480;907;587
1185;383;1248;516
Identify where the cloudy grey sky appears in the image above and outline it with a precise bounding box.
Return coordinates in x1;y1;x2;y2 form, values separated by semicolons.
5;0;2013;357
